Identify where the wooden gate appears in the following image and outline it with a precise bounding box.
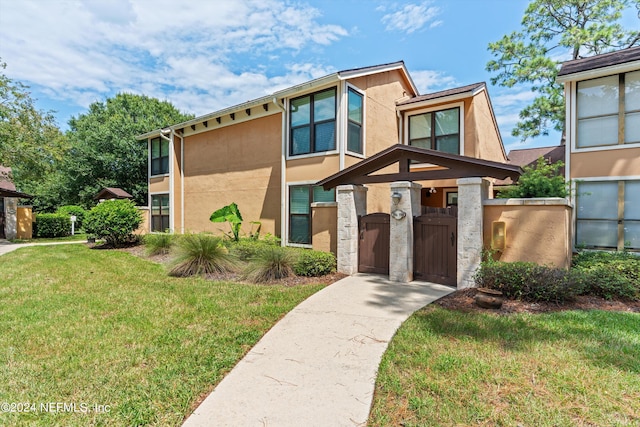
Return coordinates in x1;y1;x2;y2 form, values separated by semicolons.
358;213;390;274
414;207;457;286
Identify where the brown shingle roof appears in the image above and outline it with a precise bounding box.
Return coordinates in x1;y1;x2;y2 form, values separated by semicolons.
0;166;16;192
94;187;133;200
398;82;486;106
558;46;640;77
494;145;565;186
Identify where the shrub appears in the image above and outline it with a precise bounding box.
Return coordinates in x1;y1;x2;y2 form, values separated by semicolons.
474;261;583;303
293;249;336;277
169;233;237;277
497;157;567;198
244;246;296;283
228;239;277;261
35;213;71;238
56;205;87;229
84;200;142;247
143;232;175;256
572;251;640;300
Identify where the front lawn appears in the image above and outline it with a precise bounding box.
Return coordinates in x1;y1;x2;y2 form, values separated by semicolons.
369;305;640;426
0;245;324;426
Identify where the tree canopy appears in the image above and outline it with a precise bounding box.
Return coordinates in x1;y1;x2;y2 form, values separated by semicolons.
486;0;640;141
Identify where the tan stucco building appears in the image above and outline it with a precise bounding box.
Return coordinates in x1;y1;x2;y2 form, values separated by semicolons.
139;61;509;251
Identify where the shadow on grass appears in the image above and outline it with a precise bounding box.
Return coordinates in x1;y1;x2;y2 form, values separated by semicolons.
413;307;640;374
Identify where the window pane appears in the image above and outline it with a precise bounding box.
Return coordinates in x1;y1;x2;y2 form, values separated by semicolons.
576;182;618;220
410;138;431;150
409;113;431;139
151;138;160;158
436;134;459;154
151;158;161;175
577;116;618;147
435;108;459;136
161;139;169;157
314;89;336;121
624;221;640;249
291;96;310;127
151;196;161;215
348;89;363;124
290;215;310;244
313;186;335;203
624;181;640;220
347;122;362;153
577;75;618;118
576;220;618;248
161;195;170;214
625;111;640;144
162;216;170;232
314;121;335;151
161;157;169;174
152;217;162;232
291;126;310;154
625;70;640;112
290;186;309;214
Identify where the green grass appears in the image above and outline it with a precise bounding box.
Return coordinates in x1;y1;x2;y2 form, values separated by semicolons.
0;245;323;426
10;233;89;243
369;306;640;426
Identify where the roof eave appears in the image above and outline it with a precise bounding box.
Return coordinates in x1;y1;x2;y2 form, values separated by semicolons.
557;59;640;83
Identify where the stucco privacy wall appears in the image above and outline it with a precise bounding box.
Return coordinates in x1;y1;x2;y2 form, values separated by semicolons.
311;203;337;254
483;198;573;269
183;114;282;236
16;206;32;239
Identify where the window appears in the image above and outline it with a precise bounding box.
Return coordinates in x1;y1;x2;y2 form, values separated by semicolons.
151;194;169;232
151;137;169;175
576;180;640;250
290;88;336;156
409;107;460;154
289;185;335;244
577;71;640;148
347;88;363;154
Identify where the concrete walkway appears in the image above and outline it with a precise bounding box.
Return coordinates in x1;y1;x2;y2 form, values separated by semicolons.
183;273;453;427
0;239;88;256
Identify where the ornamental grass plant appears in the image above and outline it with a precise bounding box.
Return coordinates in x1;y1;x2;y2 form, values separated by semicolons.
169;233;237;277
243;246;296;283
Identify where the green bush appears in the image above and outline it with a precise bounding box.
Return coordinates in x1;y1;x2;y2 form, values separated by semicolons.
35;213;71;238
474;261;583;303
572;251;640;300
228;238;277;261
497;157;567;198
84;200;142;247
244;246;296;282
169;233;237;277
56;205;87;229
143;232;175;256
293;249;336;277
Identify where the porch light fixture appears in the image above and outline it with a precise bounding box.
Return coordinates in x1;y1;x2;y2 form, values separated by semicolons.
391;192;402;205
429;187;437;194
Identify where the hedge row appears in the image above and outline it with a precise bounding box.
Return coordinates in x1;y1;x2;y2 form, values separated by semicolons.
35;213;71;238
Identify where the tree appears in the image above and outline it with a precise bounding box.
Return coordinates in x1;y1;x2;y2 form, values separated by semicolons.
0;60;67;187
84;199;142;247
58;93;193;207
486;0;640;141
497;157;567;198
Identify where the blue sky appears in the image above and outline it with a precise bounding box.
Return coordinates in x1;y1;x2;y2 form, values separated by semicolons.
0;0;634;152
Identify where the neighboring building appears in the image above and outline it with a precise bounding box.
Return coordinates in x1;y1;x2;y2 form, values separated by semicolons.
558;46;640;252
0;166;33;240
94;187;134;202
493;145;566;192
138;61;508;250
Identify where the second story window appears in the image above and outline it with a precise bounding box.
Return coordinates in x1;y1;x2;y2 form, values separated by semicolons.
577;71;640;148
151;137;169;175
290;88;336;156
347;88;363;154
409;107;460;154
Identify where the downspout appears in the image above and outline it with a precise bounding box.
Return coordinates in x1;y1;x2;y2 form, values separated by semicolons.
174;130;185;234
397;109;403;144
160;128;173;232
273;97;287;247
339;81;345;170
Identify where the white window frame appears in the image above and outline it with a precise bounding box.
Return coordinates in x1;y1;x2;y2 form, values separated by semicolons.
149;192;171;233
149;136;171;177
344;83;366;159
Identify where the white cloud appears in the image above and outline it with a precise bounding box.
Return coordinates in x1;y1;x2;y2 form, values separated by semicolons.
410;69;456;93
0;0;348;118
380;2;441;34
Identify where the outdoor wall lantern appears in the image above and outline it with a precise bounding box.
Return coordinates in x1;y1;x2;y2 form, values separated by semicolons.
391;192;402;205
391;191;406;220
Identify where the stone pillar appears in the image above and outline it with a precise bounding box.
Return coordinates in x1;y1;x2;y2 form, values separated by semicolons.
457;177;490;288
4;197;17;240
389;181;422;282
336;185;367;275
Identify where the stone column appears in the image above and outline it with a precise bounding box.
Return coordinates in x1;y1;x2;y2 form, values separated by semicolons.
389;181;422;282
336;185;367;275
457;177;490;288
4;197;17;240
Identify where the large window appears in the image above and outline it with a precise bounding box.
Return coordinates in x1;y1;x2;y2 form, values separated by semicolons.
289;185;335;244
576;180;640;250
290;88;336;156
347;88;363;154
151;137;169;175
409;107;460;154
151;194;169;232
577;71;640;148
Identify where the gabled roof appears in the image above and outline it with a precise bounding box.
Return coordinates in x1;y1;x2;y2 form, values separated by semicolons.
94;187;133;200
397;82;486;107
138;61;418;140
0;166;33;198
495;145;565;187
317;144;522;190
557;46;640;81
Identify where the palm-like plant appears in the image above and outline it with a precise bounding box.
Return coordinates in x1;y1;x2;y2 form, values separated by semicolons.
169;233;237;277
